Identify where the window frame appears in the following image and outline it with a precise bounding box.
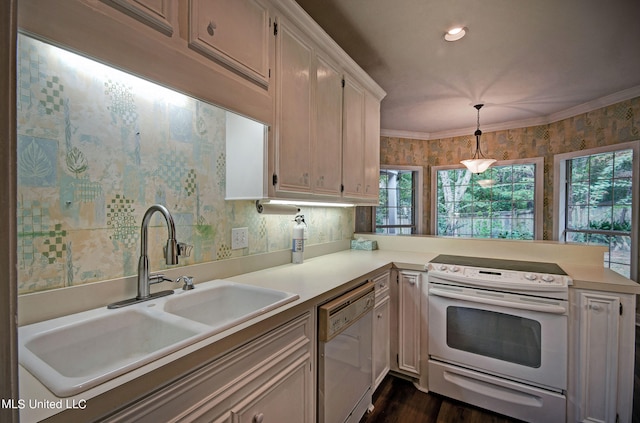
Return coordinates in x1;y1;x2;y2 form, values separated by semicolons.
430;157;544;239
553;141;640;282
375;165;423;234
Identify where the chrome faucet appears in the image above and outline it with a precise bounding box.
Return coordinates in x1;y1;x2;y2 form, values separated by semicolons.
108;204;192;309
137;204;179;299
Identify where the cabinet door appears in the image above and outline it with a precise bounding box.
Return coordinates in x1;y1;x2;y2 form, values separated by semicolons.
189;0;270;86
372;295;390;390
341;76;365;198
363;91;380;200
231;356;311;423
273;15;313;194
573;291;621;423
101;0;174;35
397;271;421;375
313;52;343;197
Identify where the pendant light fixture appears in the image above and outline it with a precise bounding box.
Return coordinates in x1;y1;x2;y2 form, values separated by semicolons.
460;104;496;174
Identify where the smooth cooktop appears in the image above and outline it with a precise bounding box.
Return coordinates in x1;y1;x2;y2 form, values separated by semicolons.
430;254;568;276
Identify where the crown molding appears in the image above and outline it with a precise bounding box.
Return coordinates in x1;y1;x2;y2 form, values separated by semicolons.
381;85;640;141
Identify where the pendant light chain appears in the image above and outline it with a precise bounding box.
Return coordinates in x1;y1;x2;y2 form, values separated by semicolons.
474;104;483;159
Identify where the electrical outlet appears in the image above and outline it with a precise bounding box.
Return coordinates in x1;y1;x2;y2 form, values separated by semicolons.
231;227;249;250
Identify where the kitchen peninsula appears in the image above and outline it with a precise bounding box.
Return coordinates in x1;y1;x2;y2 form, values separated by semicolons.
18;235;639;422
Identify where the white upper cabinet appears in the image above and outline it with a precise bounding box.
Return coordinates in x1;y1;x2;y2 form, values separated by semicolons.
219;0;385;203
312;51;344;197
341;76;366;199
273;14;314;195
188;0;270;87
363;91;381;200
101;0;174;35
341;77;381;203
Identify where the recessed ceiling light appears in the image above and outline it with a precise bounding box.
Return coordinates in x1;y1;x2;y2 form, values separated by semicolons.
444;26;467;42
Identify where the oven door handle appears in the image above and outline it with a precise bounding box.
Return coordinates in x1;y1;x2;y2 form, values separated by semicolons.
429;288;567;314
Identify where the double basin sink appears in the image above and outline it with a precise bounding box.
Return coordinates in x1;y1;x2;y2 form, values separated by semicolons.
19;280;299;397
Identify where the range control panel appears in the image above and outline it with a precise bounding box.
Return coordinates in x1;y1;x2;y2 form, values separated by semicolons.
426;262;572;290
318;282;375;342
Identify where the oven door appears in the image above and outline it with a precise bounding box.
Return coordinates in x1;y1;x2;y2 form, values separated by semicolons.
428;283;567;390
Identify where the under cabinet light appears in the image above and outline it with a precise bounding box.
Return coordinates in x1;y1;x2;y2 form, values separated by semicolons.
268;200;355;208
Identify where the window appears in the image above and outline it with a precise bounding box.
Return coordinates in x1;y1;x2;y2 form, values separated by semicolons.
376;166;422;234
431;158;544;239
554;142;639;280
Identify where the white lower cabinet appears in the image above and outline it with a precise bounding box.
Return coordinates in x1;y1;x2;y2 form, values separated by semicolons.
107;312;314;423
390;270;422;377
372;271;390;391
229;357;308;423
568;289;635;423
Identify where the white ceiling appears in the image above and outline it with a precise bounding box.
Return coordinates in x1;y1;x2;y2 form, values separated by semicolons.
293;0;640;139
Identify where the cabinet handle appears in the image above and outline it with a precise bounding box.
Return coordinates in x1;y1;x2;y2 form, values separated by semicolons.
207;21;217;36
253;413;264;423
408;279;416;285
588;304;603;312
377;313;383;319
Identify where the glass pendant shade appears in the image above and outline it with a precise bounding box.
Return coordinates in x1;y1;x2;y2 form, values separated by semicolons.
460;104;495;174
461;157;496;174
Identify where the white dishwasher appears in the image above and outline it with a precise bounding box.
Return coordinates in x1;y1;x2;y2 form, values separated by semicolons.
318;281;374;423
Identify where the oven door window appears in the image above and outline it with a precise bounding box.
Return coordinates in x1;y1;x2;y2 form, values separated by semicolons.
446;306;541;368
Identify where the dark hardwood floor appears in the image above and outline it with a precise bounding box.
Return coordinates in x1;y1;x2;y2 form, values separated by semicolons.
360;375;522;423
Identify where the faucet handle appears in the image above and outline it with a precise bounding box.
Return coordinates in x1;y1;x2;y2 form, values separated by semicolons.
148;273;173;285
163;242;193;261
177;242;193;257
176;275;195;290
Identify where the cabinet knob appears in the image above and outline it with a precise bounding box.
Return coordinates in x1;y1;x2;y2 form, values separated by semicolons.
588;304;603;312
253;413;264;423
377;313;383;319
207;21;217;36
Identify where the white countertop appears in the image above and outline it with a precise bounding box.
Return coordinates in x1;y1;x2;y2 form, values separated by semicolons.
227;249;640;296
18;247;640;422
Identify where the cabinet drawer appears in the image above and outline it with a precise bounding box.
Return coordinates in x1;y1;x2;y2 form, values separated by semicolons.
372;271;390;302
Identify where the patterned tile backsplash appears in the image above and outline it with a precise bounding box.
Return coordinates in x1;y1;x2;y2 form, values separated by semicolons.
16;35;354;294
